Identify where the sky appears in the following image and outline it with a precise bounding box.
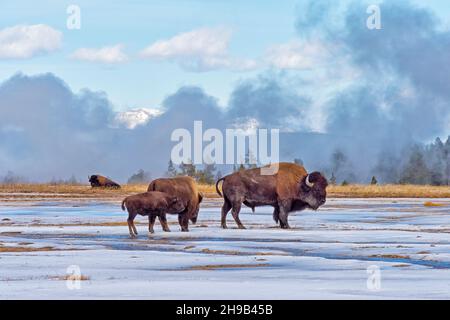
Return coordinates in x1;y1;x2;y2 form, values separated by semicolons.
0;0;301;109
0;0;447;110
1;0;450;182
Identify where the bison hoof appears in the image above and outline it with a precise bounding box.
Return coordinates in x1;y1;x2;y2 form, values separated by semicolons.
238;225;246;230
163;228;171;232
221;224;228;229
130;234;137;239
280;225;290;229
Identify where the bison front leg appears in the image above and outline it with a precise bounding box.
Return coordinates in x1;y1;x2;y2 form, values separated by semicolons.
278;200;292;229
158;213;171;232
148;214;156;235
178;214;189;232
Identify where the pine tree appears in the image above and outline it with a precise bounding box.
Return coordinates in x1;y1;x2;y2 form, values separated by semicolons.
330;172;337;185
245;151;258;169
179;159;196;177
399;146;430;184
128;169;151;184
166;160;177;177
215;170;223;182
371;176;378;185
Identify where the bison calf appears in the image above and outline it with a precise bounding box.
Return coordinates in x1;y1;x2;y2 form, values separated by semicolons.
121;191;185;238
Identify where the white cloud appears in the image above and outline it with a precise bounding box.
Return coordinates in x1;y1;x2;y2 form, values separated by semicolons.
71;44;128;64
0;24;62;59
140;27;257;72
266;40;330;70
113;108;162;129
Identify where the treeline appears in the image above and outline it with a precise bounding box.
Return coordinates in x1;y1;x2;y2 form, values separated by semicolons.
325;136;450;186
164;157;270;184
165;160;222;184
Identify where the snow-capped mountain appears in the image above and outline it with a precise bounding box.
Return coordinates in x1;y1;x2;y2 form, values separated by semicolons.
113;108;162;129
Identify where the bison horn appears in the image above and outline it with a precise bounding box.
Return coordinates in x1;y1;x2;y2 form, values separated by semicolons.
305;174;314;188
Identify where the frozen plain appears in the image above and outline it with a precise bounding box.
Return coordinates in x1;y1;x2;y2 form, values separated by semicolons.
0;197;449;299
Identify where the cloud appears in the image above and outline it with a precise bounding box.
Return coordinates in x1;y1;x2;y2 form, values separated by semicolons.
0;24;62;59
288;0;450;181
0;73;225;181
227;74;311;130
113;108;162;129
71;44;128;64
140;27;257;72
266;40;330;69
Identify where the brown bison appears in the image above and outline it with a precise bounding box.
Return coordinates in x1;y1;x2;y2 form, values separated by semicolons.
147;176;203;232
89;175;121;189
215;162;328;229
121;191;185;238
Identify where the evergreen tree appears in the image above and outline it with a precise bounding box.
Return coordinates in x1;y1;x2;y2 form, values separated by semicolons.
127;169;151;184
370;176;378;185
245;151;258;169
179;159;196;177
166;159;178;177
329;172;337;185
399;146;430;184
215;170;223;182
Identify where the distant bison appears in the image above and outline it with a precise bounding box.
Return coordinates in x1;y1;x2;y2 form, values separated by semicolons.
89;175;121;189
121;191;185;238
147;176;203;232
215;162;328;229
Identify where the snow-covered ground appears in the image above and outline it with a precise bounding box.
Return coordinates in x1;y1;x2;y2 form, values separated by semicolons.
1;198;449;299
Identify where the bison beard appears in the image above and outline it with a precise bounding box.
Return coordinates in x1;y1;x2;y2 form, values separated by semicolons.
215;162;328;229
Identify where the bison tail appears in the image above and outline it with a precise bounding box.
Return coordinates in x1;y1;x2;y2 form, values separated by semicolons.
215;177;225;197
121;199;126;211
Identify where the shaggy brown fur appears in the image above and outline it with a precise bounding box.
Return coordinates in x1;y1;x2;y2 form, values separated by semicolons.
89;175;121;189
147;176;203;232
121;191;185;238
216;162;328;229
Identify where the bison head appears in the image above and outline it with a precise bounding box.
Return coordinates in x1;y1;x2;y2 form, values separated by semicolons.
89;175;99;185
167;196;185;214
298;172;328;210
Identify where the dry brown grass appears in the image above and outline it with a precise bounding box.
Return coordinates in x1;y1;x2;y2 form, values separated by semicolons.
0;183;449;199
174;263;270;271
327;184;450;198
50;275;90;281
0;246;56;252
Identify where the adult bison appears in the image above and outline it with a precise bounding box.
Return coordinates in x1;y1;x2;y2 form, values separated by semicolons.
89;175;121;189
147;176;203;232
215;162;328;229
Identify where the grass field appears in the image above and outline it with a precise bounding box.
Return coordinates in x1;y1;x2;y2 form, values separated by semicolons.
0;183;449;199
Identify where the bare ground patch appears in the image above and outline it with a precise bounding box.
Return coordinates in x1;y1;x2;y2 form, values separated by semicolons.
166;263;271;271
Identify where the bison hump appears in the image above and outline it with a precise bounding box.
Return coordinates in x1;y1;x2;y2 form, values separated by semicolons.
274;163;307;199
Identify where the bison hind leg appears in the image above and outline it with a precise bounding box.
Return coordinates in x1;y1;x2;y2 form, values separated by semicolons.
231;201;246;230
221;198;232;229
127;215;138;238
273;207;280;224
